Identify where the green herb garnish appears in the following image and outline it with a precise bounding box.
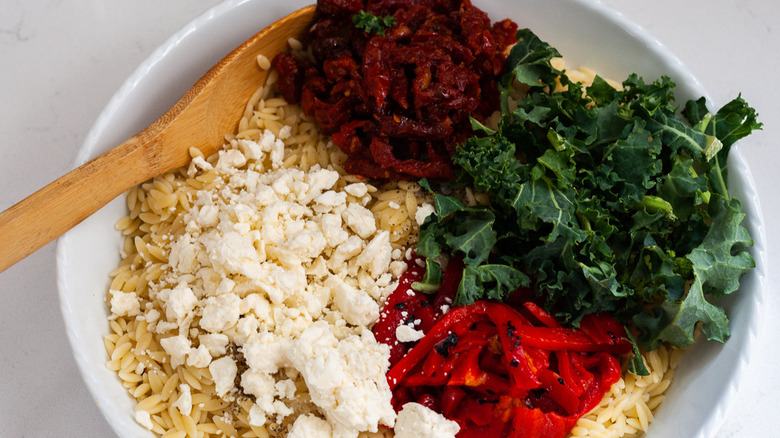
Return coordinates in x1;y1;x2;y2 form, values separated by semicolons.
352;10;397;36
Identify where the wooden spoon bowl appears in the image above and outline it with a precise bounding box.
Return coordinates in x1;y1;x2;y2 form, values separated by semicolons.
0;5;316;273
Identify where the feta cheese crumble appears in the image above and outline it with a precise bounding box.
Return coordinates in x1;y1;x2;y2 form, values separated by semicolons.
395;324;425;343
394;402;461;438
287;321;396;436
134;410;154;431
116;127;411;436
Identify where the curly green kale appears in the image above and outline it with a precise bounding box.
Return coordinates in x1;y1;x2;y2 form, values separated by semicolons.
416;28;761;355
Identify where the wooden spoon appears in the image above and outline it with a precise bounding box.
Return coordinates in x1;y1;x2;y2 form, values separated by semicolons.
0;5;316;273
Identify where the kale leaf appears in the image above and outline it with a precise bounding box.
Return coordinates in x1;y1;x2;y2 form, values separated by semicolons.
416;28;761;353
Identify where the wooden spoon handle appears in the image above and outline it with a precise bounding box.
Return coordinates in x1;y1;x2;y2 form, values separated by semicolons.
0;5;317;274
0;136;158;272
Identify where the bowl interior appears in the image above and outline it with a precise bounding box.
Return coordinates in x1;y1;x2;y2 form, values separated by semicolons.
57;1;766;437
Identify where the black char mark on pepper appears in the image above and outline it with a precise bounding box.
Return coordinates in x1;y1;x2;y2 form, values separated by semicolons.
434;331;459;357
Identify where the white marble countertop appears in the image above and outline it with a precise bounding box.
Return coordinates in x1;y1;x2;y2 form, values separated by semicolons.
0;1;777;436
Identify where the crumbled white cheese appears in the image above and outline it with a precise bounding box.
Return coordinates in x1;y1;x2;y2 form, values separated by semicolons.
199;293;242;333
201;230;263;279
320;213;349;247
154;320;179;334
314;190;347;207
116;126;413;436
329;235;365;271
394;402;460;438
144;308;160;324
215;277;236;296
344;183;368;198
355;231;392;278
329;276;380;327
278;125;292;140
243;332;291;374
285;226;328;261
134;409;154;430
240;368;276;402
159;335;191;367
389;260;408;278
237;138;264;160
158;283;197;324
415;203;436;226
272;400;294;418
288;413;333;438
275;379;296;399
342;203;377;238
209;356;237;398
190;156;213;172
173;383;192;416
109;290;141;317
233;314;259;345
249;403;267;427
198;333;229;357
396;324;425;343
186;345;211;368
287;321;396;436
196;204;220;228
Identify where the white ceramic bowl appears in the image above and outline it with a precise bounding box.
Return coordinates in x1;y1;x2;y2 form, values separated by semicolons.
57;1;767;437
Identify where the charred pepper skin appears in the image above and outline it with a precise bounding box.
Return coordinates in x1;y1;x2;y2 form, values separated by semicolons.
382;299;631;438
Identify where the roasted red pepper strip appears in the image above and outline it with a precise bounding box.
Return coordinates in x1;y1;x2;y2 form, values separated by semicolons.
385;300;630;438
523;301;561;328
510;325;629;353
578;312;633;353
387;303;488;389
510;406;570;438
537;368;580;415
433;255;465;313
502;342;545;391
447;347;488;387
575;354;617;415
440;386;467;418
372;258;426;366
416;393;439;412
373;255;477;368
555;350;594;398
457;396;496;427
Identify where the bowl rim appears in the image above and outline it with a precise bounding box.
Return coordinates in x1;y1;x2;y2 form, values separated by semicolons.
57;0;263;435
55;1;768;437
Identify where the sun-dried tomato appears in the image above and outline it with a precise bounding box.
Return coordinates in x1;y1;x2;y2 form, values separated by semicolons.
272;52;306;104
272;0;517;180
